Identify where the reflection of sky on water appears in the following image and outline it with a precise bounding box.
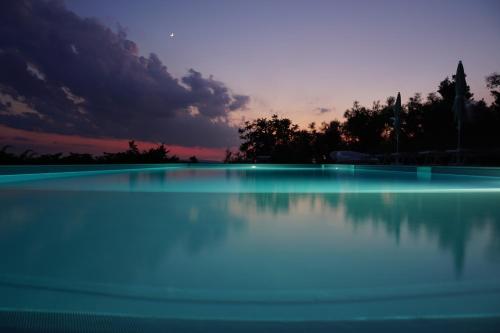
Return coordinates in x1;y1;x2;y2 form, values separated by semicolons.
0;191;246;286
230;192;500;276
1;188;499;289
1;168;500;320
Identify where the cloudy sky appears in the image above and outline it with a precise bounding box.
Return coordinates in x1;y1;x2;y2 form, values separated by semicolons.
1;0;499;160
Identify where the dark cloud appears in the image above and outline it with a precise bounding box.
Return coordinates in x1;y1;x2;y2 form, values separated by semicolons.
229;94;250;111
316;107;331;114
0;0;249;147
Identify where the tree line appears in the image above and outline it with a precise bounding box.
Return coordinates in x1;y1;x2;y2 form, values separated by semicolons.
2;71;499;165
0;141;200;164
226;72;500;164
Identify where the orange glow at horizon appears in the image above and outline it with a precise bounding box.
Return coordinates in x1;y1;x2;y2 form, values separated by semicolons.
0;125;227;161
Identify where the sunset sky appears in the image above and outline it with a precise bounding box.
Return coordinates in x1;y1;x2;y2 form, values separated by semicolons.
1;0;500;160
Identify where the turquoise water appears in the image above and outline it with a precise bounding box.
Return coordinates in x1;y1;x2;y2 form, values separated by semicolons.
0;165;500;323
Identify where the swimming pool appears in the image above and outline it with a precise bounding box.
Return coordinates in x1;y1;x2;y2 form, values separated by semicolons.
1;164;500;331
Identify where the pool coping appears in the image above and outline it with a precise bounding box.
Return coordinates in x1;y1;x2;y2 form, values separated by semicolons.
2;163;500;179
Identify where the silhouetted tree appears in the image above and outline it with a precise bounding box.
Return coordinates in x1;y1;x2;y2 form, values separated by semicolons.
3;70;500;166
310;120;343;162
234;70;500;164
223;148;245;163
487;73;500;110
0;141;180;164
342;99;394;153
238;115;300;162
403;93;423;151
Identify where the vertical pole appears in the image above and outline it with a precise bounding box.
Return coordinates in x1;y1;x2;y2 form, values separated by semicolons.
396;133;399;164
457;121;461;164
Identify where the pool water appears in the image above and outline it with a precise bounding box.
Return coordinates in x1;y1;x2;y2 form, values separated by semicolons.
1;165;500;326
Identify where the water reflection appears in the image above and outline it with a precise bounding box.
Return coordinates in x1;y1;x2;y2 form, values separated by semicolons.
0;189;499;284
232;192;500;276
0;191;246;284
